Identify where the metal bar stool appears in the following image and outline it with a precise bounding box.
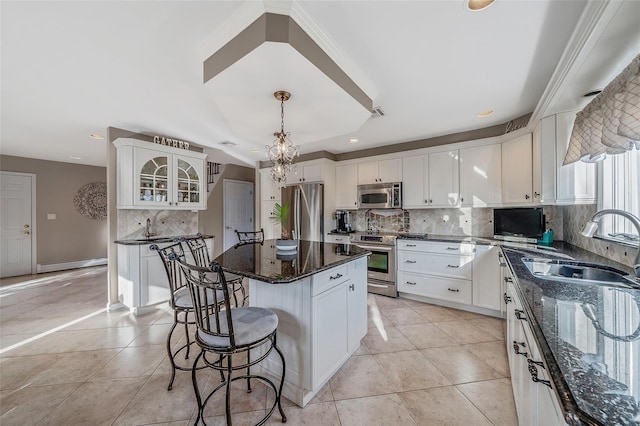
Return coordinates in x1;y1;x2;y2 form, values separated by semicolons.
172;257;287;426
151;242;220;391
234;228;265;246
183;234;247;307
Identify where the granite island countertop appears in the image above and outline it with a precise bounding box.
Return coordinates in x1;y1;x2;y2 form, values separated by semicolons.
502;245;640;425
213;239;369;284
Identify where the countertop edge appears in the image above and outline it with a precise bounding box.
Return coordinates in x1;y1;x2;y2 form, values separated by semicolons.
222;251;370;284
115;234;214;245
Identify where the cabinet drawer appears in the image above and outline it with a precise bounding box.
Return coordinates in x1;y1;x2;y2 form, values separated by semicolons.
398;271;471;304
397;240;474;255
398;251;473;280
326;234;351;244
312;264;349;296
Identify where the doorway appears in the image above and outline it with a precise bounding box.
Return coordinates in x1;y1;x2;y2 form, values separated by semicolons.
0;172;36;277
223;180;254;251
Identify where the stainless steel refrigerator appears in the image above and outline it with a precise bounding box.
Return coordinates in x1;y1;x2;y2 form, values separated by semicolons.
281;183;324;241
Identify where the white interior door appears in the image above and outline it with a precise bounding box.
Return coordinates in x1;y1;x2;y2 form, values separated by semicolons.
223;180;254;251
1;172;36;277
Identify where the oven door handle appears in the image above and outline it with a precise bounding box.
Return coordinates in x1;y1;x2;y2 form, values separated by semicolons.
368;282;390;288
353;244;394;252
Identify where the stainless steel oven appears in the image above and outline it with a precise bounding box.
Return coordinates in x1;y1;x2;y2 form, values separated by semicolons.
350;233;397;298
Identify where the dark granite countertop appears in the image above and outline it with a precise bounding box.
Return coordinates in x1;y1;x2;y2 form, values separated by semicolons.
114;234;214;245
502;244;640;425
213;239;369;284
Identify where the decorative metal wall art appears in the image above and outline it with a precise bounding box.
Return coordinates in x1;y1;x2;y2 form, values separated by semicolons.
73;182;107;220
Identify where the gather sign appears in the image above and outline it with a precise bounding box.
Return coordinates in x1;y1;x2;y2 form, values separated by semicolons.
153;135;190;150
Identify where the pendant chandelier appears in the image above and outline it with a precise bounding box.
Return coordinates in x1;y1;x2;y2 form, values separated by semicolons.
267;90;299;184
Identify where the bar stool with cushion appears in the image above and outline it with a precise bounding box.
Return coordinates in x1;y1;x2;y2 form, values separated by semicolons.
151;242;221;391
183;234;247;307
234;228;265;246
172;257;287;426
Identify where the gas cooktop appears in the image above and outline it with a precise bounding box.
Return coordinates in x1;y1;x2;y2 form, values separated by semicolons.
396;233;429;240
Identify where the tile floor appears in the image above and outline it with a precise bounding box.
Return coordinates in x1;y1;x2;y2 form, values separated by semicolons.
0;266;517;425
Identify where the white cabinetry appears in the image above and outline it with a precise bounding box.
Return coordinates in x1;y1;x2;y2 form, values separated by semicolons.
291;164;323;183
554;112;597;204
460;144;502;206
357;159;402;184
472;245;502;311
335;164;358;209
533;120;557;204
261;200;281;240
114;138;207;210
397;240;473;304
505;272;565;426
260;169;282;201
117;238;213;314
325;234;351;244
402;151;459;208
502;134;533;204
250;257;367;407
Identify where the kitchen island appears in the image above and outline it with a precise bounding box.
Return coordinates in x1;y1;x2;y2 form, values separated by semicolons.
214;240;369;407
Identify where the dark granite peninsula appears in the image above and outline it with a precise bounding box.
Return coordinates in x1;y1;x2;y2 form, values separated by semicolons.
502;246;640;426
214;240;370;407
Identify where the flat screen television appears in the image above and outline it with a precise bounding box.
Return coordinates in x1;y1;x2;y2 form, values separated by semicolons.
493;207;545;243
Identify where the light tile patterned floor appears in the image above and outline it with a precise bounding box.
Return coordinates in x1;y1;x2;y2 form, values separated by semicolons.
0;266;517;425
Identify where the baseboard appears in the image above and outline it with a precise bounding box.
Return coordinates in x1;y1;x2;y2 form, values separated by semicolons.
37;258;107;273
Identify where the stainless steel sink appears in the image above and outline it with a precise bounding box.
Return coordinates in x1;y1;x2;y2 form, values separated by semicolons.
522;258;640;289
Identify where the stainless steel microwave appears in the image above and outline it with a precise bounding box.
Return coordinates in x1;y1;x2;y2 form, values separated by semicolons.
357;183;402;209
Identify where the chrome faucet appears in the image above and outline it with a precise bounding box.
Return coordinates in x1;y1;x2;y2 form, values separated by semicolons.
581;209;640;279
144;218;155;239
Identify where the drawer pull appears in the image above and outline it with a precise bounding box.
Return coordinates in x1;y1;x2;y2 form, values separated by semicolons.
504;293;512;304
504;277;513;283
515;309;527;321
446;247;459;251
330;273;343;280
527;359;552;388
406;244;417;247
499;262;507;267
349;283;355;291
405;281;417;285
446;264;459;268
513;341;528;357
447;288;460;293
405;260;417;264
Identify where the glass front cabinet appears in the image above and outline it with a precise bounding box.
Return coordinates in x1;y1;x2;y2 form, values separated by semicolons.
114;138;207;210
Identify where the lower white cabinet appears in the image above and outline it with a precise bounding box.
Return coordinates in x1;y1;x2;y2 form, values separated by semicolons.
325;234;351;244
505;271;565;426
261;200;281;240
397;240;502;315
117;238;213;314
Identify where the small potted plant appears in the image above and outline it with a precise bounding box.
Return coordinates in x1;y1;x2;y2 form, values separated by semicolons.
272;202;297;251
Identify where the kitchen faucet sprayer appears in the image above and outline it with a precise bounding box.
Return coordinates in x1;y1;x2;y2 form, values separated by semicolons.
581;209;640;279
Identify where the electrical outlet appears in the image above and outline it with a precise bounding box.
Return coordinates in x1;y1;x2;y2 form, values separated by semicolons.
47;214;56;220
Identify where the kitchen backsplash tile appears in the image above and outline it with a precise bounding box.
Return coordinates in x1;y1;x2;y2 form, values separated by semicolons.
563;204;635;268
351;206;563;239
117;210;198;239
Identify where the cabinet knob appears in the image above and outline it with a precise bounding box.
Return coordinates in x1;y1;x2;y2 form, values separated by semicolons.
460;197;464;203
429;199;432;204
504;293;512;304
513;341;528;357
534;192;540;198
525;194;530;200
514;309;527;321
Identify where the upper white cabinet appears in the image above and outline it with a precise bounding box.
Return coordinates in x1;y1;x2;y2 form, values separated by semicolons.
402;156;428;208
402;151;459;208
335;164;358;210
460;144;502;206
502;134;533;204
114;138;207;210
357;159;402;184
429;151;460;207
260;169;282;201
554;112;596;204
291;164;324;184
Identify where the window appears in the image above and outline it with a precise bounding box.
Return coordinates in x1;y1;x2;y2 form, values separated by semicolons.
597;148;640;244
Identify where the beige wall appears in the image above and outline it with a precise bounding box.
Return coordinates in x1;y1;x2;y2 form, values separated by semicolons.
200;164;256;258
0;155;108;266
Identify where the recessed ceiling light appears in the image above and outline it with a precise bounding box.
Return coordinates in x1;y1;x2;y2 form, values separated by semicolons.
467;0;495;11
70;156;82;160
349;138;359;144
89;134;104;140
477;110;494;117
219;140;237;146
250;148;260;152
